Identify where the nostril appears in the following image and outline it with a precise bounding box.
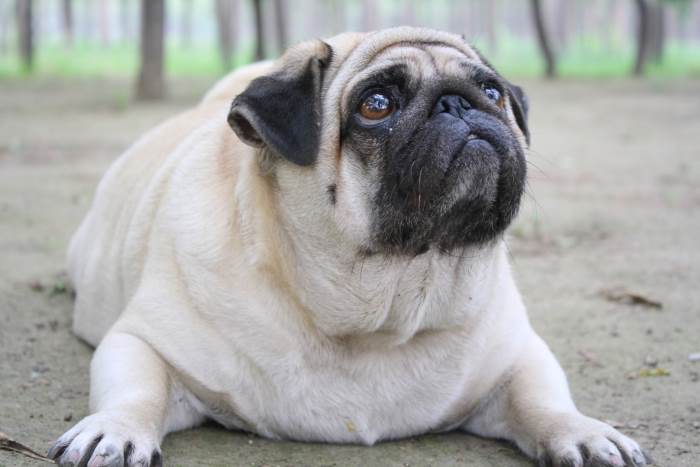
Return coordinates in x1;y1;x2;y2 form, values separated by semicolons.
432;94;471;119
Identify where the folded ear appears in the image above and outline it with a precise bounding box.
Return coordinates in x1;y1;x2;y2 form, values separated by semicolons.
227;41;333;166
506;83;530;145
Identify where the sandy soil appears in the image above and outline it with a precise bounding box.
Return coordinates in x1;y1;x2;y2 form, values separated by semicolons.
1;76;699;467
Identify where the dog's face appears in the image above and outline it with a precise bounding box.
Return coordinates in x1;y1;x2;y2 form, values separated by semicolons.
229;28;528;256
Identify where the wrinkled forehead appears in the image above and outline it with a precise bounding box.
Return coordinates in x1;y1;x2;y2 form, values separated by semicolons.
345;44;486;110
324;28;486;113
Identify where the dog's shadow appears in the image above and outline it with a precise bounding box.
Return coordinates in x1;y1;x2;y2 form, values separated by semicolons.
164;423;530;466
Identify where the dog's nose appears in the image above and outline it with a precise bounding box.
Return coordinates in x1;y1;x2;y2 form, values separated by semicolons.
432;94;471;119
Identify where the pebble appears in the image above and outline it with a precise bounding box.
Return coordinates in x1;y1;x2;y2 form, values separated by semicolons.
688;353;700;362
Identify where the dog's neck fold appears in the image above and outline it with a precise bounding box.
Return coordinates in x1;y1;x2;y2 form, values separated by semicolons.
235;152;507;345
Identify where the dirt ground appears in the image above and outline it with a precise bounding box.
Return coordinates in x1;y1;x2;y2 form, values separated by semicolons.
1;76;699;467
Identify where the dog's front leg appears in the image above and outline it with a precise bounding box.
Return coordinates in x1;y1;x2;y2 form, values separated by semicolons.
464;335;648;467
49;332;202;467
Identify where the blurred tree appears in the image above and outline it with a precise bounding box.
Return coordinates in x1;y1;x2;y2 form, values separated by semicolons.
483;0;497;54
661;0;693;41
0;0;8;54
448;0;469;36
660;0;694;12
329;0;346;34
573;0;584;38
120;0;132;42
251;0;265;60
82;0;94;42
180;0;192;47
361;0;379;31
530;0;556;78
553;0;570;52
649;2;666;63
136;0;166;100
62;0;73;47
273;0;287;53
216;0;238;70
401;0;416;26
600;0;619;53
99;0;111;47
634;0;651;75
16;0;33;72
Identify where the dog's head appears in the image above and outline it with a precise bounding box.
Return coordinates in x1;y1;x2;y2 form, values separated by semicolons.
229;27;528;256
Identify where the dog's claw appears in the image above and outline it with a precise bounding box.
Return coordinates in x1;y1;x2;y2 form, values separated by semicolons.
49;412;161;467
535;414;647;467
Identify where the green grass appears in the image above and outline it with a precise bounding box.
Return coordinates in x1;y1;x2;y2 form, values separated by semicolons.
1;37;699;80
477;34;700;79
0;40;256;79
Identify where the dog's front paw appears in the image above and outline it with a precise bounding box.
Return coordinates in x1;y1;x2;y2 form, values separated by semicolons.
536;414;650;467
48;411;162;467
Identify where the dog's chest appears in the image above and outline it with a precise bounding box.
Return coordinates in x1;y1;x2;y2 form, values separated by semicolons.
204;330;475;444
175;243;507;443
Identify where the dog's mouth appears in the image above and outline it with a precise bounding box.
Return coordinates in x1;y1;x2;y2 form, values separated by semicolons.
369;104;526;256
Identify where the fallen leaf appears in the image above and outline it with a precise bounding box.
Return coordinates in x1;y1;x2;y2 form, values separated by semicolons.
0;431;54;463
627;367;671;379
599;287;662;309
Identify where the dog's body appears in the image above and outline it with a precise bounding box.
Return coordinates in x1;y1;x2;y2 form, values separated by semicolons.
52;28;646;467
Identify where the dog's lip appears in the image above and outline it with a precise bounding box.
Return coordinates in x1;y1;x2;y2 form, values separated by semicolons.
447;133;490;165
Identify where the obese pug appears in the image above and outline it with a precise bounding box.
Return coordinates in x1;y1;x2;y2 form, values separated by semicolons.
50;27;648;467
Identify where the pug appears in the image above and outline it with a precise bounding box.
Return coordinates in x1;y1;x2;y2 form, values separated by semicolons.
50;27;648;467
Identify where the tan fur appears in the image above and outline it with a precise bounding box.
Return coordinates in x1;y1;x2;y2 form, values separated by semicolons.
53;28;646;467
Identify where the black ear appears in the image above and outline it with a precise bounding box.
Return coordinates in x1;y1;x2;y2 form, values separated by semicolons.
227;41;333;166
507;83;530;145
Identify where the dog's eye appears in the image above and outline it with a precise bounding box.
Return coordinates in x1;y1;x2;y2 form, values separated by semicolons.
359;92;395;121
482;86;504;109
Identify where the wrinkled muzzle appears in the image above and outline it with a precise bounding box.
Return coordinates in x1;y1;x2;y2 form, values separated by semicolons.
372;94;526;255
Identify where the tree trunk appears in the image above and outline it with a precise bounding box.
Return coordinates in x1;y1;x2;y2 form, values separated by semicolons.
180;0;192;47
676;6;688;43
215;0;237;70
136;0;166;100
0;0;8;54
16;0;33;72
273;0;287;53
633;0;651;76
649;3;666;63
62;0;73;47
251;0;265;60
530;0;556;78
